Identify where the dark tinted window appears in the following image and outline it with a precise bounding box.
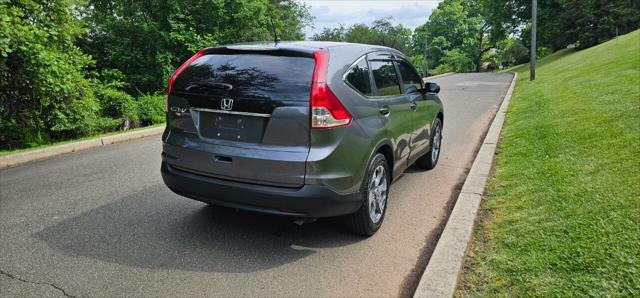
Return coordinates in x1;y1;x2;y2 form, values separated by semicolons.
173;54;314;101
397;61;423;94
345;58;372;96
369;60;401;96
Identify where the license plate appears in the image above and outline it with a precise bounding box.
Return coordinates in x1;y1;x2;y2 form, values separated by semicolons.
217;115;245;130
199;112;265;143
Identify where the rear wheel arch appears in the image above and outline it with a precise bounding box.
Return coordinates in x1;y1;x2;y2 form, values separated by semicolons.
356;140;394;193
437;111;444;125
416;116;443;170
375;143;394;182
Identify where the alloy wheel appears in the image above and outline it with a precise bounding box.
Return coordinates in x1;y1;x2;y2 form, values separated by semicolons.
368;165;388;223
431;123;442;162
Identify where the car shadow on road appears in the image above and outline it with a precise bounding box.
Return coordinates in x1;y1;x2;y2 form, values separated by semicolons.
34;184;361;273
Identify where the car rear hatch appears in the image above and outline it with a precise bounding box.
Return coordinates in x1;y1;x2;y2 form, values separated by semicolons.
164;46;314;188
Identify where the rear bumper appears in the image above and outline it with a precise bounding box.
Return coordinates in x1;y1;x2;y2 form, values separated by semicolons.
161;162;363;217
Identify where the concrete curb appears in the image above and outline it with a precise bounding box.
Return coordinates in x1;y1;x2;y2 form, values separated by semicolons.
423;72;455;82
0;125;165;169
413;72;518;298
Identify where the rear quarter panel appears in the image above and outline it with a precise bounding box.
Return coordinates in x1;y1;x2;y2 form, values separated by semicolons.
305;46;393;194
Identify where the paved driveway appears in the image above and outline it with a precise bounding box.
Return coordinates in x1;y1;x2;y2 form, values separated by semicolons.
0;72;514;297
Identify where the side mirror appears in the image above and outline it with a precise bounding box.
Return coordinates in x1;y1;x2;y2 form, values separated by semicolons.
421;82;440;94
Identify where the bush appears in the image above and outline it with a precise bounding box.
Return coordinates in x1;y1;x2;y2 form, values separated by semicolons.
433;64;454;75
537;47;553;59
93;89;165;129
136;94;166;126
0;106;31;148
0;0;104;149
499;38;529;67
482;51;501;71
95;85;138;123
439;49;475;73
432;54;477;74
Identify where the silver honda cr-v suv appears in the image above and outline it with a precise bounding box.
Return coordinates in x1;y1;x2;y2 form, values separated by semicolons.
161;41;443;235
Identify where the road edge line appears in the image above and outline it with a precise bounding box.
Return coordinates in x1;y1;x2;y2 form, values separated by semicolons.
0;125;165;169
413;72;518;298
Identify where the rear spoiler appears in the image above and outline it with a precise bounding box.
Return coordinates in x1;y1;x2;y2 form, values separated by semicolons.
203;45;315;58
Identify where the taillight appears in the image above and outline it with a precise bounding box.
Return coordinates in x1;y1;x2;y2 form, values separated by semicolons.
310;49;352;128
165;49;205;110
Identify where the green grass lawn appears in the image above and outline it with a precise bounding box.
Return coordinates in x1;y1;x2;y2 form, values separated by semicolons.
457;30;640;296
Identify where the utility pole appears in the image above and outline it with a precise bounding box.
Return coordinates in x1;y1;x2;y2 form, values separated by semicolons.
530;0;537;80
424;32;429;78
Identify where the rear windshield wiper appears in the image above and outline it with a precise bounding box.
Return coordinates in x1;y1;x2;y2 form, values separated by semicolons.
185;82;233;92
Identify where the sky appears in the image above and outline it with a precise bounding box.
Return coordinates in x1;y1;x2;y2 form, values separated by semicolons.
300;0;443;38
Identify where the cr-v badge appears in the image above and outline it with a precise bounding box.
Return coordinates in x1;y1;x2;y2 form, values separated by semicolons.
221;98;233;111
170;106;187;114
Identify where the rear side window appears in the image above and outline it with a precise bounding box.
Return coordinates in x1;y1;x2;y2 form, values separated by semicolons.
369;60;401;96
172;54;314;101
397;61;423;94
345;58;372;96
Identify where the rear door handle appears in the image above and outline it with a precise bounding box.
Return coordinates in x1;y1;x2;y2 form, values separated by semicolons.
410;102;417;111
379;106;390;116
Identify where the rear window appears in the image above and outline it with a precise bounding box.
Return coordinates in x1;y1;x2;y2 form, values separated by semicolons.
172;54;314;101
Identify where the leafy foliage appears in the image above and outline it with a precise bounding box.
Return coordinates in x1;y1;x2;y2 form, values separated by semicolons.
80;0;312;94
0;0;312;150
497;38;529;68
413;0;498;72
0;0;109;148
440;49;475;73
483;0;640;50
312;17;413;54
136;94;166;126
413;0;639;73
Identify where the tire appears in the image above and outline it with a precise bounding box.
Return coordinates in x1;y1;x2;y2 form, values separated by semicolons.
344;153;390;236
416;117;443;170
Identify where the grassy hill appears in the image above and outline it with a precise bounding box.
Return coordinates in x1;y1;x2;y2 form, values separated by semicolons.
457;30;640;296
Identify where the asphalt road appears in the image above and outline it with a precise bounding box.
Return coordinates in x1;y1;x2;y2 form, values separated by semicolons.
0;72;514;297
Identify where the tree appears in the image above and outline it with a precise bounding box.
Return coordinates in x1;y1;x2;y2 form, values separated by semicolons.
416;0;470;58
370;17;413;54
413;0;506;72
80;0;313;95
343;24;377;44
312;25;347;41
562;0;640;49
312;17;413;55
0;0;314;149
482;0;640;50
441;49;475;72
269;0;313;41
497;38;529;67
0;0;111;149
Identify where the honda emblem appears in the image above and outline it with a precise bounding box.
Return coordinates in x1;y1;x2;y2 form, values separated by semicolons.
221;98;233;111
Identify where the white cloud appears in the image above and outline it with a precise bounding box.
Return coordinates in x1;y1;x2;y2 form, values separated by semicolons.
301;0;443;38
